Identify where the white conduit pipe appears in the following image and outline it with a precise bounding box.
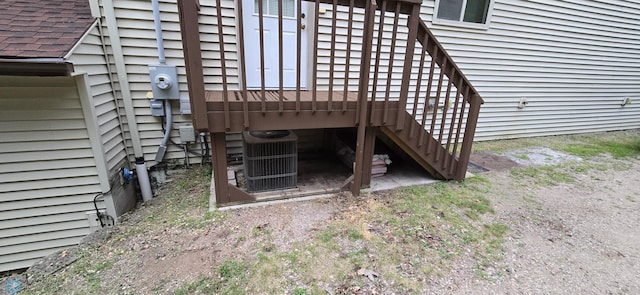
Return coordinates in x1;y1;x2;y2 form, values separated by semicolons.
103;0;153;201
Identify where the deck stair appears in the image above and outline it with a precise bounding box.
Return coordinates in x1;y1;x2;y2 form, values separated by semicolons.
177;0;484;205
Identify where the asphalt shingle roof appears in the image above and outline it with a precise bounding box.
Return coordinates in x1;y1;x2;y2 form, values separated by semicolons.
0;0;95;58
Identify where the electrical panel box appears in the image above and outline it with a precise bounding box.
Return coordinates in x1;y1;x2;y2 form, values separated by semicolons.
179;125;196;143
150;99;164;116
86;210;106;231
148;64;180;100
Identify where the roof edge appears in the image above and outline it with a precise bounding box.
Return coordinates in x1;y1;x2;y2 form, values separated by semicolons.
0;58;75;76
64;19;100;60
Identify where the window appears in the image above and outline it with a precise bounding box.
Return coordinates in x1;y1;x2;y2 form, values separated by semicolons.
255;0;295;17
435;0;492;25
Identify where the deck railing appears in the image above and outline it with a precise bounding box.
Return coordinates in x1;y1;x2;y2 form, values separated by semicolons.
177;0;483;181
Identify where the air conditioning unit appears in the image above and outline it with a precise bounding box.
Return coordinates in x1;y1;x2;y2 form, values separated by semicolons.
242;130;297;192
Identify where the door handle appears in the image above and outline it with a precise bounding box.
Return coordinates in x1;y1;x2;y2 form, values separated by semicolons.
301;24;306;30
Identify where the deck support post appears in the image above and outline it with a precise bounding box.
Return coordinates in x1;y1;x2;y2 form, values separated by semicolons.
361;126;378;188
211;132;229;204
454;95;482;180
351;0;376;196
177;0;208;131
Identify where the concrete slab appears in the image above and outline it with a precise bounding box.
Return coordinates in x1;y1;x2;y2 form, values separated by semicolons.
368;165;438;192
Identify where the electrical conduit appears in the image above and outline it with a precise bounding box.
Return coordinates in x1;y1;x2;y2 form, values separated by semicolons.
155;100;173;162
151;0;174;163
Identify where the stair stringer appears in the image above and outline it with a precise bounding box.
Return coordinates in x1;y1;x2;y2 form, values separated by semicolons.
379;111;457;180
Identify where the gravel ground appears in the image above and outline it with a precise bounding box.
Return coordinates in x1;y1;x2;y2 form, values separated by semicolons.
443;150;640;294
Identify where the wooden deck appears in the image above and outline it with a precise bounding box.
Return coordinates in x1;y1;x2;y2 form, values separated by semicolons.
177;0;484;205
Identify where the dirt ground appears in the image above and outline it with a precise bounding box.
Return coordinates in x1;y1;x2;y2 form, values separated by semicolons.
438;151;640;294
12;134;640;294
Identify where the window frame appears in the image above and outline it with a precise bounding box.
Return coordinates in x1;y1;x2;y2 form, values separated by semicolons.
253;0;297;19
432;0;495;30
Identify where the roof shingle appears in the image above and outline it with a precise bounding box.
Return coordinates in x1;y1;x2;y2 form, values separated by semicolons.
0;0;94;58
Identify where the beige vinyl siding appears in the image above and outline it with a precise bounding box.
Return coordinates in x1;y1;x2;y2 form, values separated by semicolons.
106;0;640;149
68;26;129;172
317;0;640;139
0;76;105;272
424;0;640;139
99;0;239;166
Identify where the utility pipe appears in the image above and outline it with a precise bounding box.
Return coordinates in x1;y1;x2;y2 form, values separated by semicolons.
152;0;166;64
155;100;173;162
103;0;153;201
151;0;175;163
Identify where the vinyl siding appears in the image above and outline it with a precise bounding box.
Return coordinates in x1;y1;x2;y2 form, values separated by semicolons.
424;0;640;139
68;26;129;173
110;0;639;143
0;76;105;272
99;0;237;165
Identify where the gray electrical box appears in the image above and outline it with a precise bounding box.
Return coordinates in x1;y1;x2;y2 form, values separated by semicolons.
148;64;180;100
150;99;164;116
179;125;196;143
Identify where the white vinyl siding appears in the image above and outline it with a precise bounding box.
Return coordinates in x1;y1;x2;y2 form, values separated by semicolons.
0;76;105;272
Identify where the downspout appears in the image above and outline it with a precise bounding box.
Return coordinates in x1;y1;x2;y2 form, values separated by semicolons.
103;0;153;201
152;0;173;163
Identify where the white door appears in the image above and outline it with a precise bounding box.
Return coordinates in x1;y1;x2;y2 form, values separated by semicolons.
242;0;308;89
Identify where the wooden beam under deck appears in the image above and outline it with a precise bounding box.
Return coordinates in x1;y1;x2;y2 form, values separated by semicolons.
205;90;402;132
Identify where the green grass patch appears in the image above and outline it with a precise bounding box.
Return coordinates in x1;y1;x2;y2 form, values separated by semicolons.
175;259;249;295
510;165;574;186
562;140;640;158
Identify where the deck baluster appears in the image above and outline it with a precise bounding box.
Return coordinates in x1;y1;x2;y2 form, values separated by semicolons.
444;75;463;172
296;0;302;113
418;46;437;148
369;0;386;125
278;0;284;114
450;85;470;176
237;0;249;128
328;0;338;112
311;0;319;113
396;3;420;131
342;0;355;113
258;0;266;113
214;0;230;130
436;61;454;163
409;33;428;140
382;2;401;125
426;58;446;157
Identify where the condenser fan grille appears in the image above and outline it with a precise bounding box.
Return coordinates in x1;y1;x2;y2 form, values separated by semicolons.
242;131;297;192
